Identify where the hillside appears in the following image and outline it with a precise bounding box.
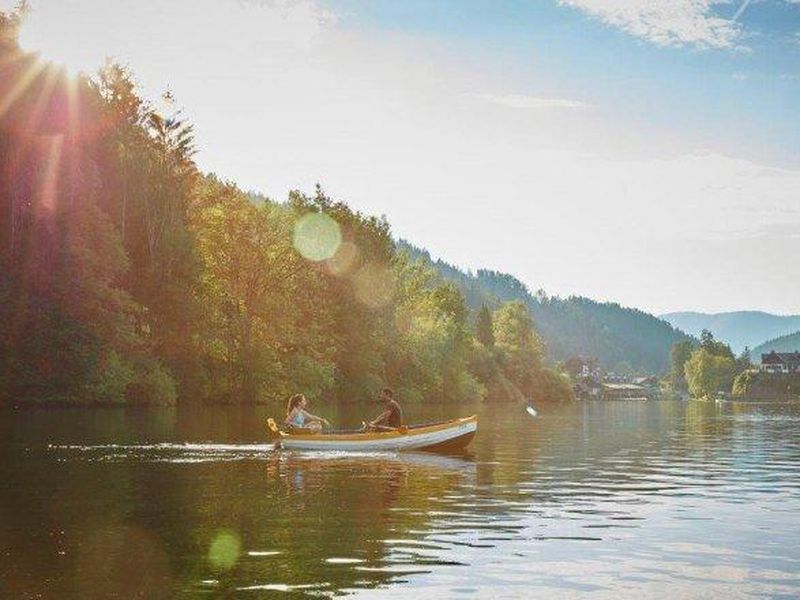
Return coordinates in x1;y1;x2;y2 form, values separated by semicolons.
400;242;689;374
660;311;800;354
0;13;573;406
752;331;800;361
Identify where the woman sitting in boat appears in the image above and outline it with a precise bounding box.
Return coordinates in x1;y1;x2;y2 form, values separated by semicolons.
364;388;403;431
284;394;330;432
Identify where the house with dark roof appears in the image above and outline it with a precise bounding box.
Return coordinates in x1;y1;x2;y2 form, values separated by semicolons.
761;351;800;374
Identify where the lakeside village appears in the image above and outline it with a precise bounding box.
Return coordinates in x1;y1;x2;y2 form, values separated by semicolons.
565;349;800;402
564;356;661;401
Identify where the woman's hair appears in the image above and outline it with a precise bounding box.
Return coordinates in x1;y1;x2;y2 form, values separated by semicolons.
287;393;305;415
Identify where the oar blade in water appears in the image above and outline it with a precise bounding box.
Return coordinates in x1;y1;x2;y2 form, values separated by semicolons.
525;405;538;417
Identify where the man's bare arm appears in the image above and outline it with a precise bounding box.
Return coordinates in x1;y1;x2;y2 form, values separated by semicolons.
368;409;390;428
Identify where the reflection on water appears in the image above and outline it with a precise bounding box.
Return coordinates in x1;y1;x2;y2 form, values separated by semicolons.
1;400;800;598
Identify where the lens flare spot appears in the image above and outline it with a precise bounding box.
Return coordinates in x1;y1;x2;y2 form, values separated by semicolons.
326;240;358;276
208;530;241;571
293;212;341;261
354;263;396;309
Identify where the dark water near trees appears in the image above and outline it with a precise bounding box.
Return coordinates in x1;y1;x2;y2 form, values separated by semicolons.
2;400;799;598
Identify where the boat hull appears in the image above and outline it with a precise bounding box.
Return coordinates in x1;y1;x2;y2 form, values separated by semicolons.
270;415;477;452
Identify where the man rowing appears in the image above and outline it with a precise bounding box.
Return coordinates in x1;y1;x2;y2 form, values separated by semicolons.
364;387;403;431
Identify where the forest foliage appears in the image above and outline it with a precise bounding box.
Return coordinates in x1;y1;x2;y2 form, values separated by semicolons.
0;7;571;406
672;330;751;399
732;370;800;400
400;242;691;374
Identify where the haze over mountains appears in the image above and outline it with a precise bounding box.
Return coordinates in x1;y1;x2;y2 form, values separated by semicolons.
400;241;800;373
660;312;800;355
400;242;689;375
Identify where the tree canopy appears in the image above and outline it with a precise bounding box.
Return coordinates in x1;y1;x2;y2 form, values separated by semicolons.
682;331;740;398
0;11;571;406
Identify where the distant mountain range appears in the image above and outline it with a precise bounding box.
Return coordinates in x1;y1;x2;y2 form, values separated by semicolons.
752;331;800;361
400;242;689;374
660;311;800;354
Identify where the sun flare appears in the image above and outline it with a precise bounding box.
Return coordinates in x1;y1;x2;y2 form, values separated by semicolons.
17;4;110;76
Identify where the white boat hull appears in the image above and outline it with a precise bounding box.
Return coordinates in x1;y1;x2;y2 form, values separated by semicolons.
269;415;478;453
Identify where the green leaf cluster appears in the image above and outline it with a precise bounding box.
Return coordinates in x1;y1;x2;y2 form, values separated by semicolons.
682;330;738;399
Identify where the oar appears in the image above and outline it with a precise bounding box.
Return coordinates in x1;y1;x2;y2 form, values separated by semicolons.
361;421;409;434
524;396;539;418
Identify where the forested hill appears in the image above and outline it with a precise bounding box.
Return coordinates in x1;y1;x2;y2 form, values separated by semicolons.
0;6;573;406
660;311;800;354
752;331;800;361
400;242;690;374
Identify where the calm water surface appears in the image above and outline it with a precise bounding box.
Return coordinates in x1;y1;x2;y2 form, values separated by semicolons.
2;400;799;598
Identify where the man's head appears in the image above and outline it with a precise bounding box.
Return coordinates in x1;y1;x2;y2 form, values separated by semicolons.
381;387;394;403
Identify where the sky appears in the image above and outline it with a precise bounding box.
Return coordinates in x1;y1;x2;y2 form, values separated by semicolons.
4;0;800;315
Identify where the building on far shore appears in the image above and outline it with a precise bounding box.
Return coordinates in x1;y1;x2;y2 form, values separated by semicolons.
760;351;800;374
564;355;601;380
601;383;654;401
564;354;663;400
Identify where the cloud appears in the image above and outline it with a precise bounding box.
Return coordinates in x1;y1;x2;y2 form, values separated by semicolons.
559;0;743;49
468;92;590;110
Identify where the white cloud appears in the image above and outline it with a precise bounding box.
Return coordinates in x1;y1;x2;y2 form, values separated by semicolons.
468;92;590;110
559;0;742;49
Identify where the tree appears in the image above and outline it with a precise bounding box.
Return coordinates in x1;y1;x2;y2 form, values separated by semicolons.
0;37;169;404
191;176;333;402
670;339;694;391
700;329;734;359
685;331;737;398
684;348;737;398
493;301;543;397
736;346;752;373
0;2;26;49
475;304;494;347
467;300;573;403
93;63;203;389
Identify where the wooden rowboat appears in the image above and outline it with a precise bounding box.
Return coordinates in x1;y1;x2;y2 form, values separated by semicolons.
266;415;477;453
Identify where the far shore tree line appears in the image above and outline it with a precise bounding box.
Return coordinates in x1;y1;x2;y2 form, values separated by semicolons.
667;330;795;400
0;7;573;407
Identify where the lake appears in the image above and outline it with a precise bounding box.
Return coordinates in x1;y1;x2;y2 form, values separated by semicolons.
2;400;799;598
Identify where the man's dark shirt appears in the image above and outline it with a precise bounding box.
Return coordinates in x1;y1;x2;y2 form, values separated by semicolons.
385;399;403;428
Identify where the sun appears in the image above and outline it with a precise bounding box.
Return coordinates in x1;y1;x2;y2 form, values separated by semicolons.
17;4;111;77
